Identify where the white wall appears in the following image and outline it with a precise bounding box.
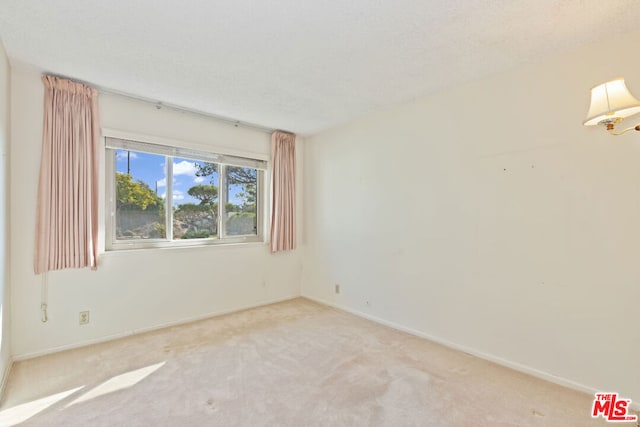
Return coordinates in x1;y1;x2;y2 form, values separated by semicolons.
0;41;12;393
302;30;640;403
10;66;303;359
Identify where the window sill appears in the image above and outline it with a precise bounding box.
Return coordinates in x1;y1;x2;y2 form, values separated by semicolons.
102;238;268;256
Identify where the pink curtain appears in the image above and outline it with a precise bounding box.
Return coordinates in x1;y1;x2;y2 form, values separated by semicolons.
34;76;100;274
270;131;296;253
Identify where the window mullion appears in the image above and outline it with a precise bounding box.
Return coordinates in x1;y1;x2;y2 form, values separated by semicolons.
166;157;174;241
257;170;264;239
219;163;226;239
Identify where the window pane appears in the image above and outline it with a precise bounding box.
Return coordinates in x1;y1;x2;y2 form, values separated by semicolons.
115;150;166;240
108;137;264;250
225;166;258;236
172;158;219;239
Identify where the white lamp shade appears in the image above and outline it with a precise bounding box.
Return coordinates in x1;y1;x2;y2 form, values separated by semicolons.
584;79;640;126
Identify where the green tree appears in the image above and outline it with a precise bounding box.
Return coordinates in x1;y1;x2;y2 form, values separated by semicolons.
175;202;210;214
226;167;256;212
195;164;256;212
225;202;240;213
194;163;217;181
237;183;256;212
178;185;219;237
195;164;256;186
227;166;257;186
187;184;218;205
174;202;218;223
116;173;163;211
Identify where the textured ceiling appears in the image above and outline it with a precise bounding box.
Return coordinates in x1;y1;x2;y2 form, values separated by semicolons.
1;1;639;135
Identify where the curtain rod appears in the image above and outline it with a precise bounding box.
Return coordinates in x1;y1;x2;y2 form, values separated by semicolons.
97;86;284;135
42;72;294;136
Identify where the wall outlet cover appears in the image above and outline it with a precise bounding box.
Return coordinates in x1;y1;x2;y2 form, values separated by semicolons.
79;311;90;325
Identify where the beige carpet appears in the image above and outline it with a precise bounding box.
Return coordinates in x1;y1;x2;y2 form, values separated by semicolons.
0;298;628;426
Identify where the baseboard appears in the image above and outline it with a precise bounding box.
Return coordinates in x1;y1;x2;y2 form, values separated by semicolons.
13;294;301;361
0;356;13;405
301;295;640;412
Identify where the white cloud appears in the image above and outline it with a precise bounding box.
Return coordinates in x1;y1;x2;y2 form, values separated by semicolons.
172;190;185;201
153;161;211;183
173;160;198;177
171;161;210;185
160;190;184;201
116;151;138;161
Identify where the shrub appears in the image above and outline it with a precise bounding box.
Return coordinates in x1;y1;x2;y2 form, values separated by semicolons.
182;230;212;239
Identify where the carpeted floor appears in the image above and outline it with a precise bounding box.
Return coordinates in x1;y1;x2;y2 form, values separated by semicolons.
0;298;626;426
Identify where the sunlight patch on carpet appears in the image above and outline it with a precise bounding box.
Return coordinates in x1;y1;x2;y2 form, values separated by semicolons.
0;386;84;426
67;362;166;407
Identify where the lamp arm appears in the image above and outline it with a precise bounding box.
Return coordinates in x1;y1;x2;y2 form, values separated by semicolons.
607;124;640;136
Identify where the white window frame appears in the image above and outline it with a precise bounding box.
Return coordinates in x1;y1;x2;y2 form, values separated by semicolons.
104;131;268;251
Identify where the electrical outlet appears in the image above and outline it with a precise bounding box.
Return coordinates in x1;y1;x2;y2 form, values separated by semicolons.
335;284;340;294
79;311;90;325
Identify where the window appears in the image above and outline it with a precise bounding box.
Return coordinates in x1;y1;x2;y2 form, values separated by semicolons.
105;136;266;250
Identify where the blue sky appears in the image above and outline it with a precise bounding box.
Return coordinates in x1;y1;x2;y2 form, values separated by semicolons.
116;150;247;206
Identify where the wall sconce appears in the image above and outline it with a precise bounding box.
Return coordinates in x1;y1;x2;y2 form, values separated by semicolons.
584;78;640;135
